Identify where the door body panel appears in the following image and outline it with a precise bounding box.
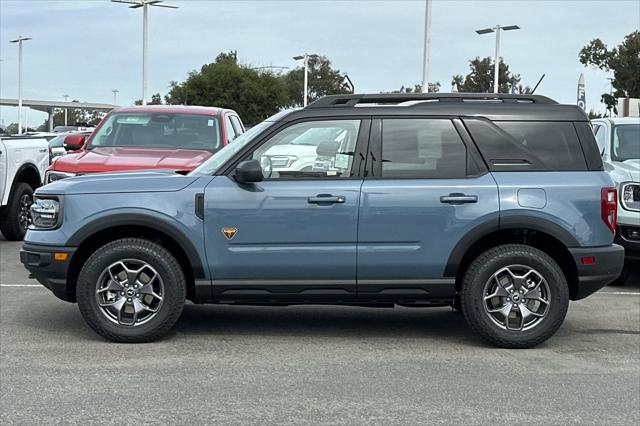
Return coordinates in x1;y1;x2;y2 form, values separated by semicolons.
204;176;362;300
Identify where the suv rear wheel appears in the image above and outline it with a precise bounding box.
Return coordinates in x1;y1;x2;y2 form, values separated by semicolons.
77;238;186;342
460;244;569;348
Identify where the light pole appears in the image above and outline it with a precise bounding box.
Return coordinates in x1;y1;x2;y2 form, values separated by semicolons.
111;0;178;105
476;25;520;93
63;94;69;126
293;53;318;107
421;0;432;93
9;36;31;134
112;89;120;105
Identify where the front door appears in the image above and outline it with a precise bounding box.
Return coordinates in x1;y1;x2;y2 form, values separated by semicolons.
357;117;499;301
204;118;370;302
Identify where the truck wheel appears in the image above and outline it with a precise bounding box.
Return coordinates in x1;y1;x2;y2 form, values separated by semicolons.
76;238;186;343
0;182;33;241
460;244;569;349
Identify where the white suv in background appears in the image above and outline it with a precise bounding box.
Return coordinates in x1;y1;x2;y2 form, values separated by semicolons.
592;117;640;284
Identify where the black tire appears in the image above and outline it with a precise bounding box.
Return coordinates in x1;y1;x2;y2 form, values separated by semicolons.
608;262;632;286
0;182;33;241
77;238;186;343
461;244;569;349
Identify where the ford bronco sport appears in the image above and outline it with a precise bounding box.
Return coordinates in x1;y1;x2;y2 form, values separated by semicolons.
21;93;624;348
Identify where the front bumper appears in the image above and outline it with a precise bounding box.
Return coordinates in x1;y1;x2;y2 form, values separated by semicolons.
20;243;76;302
568;244;625;300
615;225;640;262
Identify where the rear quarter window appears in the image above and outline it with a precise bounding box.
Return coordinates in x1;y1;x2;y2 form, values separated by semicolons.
463;118;589;171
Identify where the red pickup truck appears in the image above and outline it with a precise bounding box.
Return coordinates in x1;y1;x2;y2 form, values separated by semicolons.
45;105;244;183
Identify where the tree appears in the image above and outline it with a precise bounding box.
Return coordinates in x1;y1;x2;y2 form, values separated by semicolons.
282;55;352;107
580;31;640;99
452;57;519;93
394;82;441;94
36;101;105;131
165;52;289;126
588;109;604;119
135;92;163;106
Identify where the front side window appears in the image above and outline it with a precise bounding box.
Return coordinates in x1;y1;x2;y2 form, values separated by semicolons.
381;119;467;178
252;119;361;179
593;124;606;155
612;123;640;161
89;113;221;152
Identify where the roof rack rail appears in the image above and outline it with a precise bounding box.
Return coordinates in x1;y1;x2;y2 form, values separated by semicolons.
307;93;558;108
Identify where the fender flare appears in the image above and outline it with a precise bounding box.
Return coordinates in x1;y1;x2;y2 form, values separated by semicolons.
444;215;579;277
66;211;206;279
2;163;41;206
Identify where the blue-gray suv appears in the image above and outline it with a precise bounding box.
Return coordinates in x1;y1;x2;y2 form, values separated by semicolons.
21;93;624;347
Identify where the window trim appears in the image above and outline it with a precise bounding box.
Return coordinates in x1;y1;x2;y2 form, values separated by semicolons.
365;115;487;180
219;116;372;181
224;114;237;143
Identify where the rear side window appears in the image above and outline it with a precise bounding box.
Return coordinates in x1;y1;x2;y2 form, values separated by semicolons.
381;119;467;178
495;121;587;170
463;118;589;171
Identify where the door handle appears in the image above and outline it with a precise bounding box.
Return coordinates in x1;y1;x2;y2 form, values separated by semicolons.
440;193;478;205
308;194;346;205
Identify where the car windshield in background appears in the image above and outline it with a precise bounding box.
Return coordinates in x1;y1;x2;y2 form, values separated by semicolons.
88;113;221;152
48;134;66;147
190;120;274;176
612;124;640;161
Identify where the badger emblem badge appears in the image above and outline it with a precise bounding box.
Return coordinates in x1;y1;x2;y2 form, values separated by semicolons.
222;227;238;240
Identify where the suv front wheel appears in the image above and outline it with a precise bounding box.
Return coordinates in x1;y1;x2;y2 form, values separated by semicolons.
77;238;186;342
461;244;569;348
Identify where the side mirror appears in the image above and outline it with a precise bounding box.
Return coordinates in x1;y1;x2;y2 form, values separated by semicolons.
234;159;263;183
316;140;340;157
64;134;86;151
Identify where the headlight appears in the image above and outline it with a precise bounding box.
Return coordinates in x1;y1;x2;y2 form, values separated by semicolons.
45;171;76;184
30;197;61;229
270;155;298;168
621;183;640;212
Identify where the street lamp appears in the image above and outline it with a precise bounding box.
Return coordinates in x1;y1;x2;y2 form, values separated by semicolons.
9;36;31;134
475;24;520;93
421;0;432;93
63;94;69;126
111;0;178;105
112;89;120;106
293;53;319;107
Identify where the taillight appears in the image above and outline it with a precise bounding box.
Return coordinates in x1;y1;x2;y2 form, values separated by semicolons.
601;188;617;233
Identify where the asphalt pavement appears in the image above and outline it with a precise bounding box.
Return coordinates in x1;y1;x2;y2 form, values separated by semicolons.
1;237;639;425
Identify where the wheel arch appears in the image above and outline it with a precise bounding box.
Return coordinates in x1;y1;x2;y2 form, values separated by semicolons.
446;217;580;300
65;213;206;303
2;163;41;206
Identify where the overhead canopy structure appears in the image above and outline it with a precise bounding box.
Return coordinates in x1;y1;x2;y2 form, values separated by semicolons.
0;98;116;131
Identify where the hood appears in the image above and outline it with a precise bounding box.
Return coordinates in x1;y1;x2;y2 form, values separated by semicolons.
605;158;640;184
51;146;213;173
37;170;200;195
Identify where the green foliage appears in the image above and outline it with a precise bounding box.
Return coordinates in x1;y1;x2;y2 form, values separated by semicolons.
587;109;604;119
282;56;352;107
135;93;163;106
452;57;517;93
580;31;640;98
165;52;289;126
36;101;105;131
393;82;441;93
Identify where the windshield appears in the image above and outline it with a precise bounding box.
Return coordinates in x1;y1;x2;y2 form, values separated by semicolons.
48;134;66;148
88;112;221;152
190;120;274;175
612;124;640;161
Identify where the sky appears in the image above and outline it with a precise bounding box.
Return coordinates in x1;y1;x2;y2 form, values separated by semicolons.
0;0;638;128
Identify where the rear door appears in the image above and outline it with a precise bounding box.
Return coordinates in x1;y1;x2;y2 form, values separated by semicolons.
357;117;499;301
204;118;370;302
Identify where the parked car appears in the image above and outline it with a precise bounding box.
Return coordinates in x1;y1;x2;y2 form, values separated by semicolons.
591;117;640;284
21;93;623;347
0;136;49;240
48;131;93;160
44;105;245;184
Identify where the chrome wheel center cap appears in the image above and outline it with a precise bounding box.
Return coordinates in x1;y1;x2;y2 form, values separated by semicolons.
126;289;135;297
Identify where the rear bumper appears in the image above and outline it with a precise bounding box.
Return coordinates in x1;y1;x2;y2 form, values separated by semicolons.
20;243;76;302
568;244;625;300
615;225;640;262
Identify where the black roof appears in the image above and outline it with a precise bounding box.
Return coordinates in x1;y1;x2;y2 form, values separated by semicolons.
282;93;589;122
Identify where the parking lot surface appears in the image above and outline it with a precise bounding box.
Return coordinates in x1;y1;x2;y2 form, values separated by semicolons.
1;237;639;425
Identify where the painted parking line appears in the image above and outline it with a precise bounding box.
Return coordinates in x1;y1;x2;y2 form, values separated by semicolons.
0;284;638;295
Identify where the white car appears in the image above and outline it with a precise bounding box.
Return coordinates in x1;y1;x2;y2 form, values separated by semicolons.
47;131;93;160
592;117;640;284
0;136;50;240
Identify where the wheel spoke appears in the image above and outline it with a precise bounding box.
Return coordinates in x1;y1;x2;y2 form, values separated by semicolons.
97;279;123;293
484;285;509;300
488;302;513;320
138;280;162;301
133;297;158;314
